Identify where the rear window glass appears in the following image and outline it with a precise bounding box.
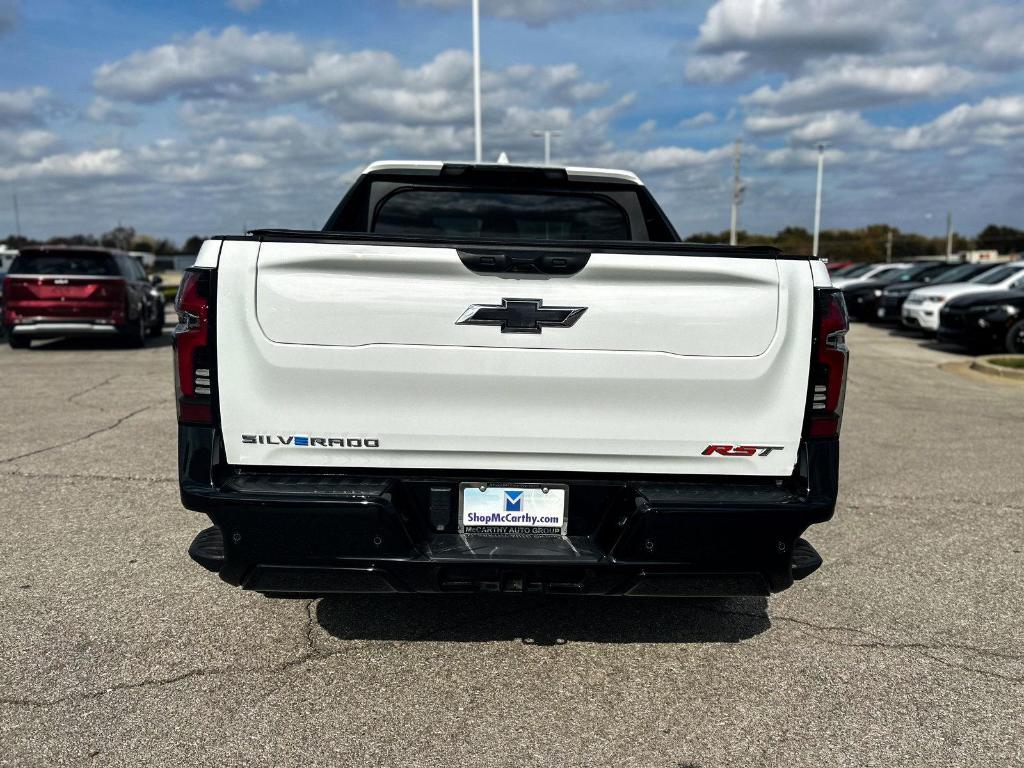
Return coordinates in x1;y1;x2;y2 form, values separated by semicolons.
9;252;118;276
372;189;630;241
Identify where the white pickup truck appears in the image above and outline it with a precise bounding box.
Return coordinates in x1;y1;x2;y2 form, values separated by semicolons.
177;161;848;597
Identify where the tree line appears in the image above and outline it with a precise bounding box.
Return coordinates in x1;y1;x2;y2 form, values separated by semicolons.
687;224;1024;261
4;223;1024;263
3;227;207;255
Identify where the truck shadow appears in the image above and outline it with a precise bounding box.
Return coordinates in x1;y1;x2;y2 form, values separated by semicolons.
316;595;769;645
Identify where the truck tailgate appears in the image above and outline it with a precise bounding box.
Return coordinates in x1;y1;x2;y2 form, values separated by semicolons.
215;240;814;476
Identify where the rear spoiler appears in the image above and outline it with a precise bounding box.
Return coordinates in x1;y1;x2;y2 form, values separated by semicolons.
216;229;808;260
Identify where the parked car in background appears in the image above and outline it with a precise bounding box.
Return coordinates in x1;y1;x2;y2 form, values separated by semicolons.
938;290;1024;353
152;255;197;301
842;262;949;321
828;263;872;280
875;262;1004;324
2;246;165;349
832;263;913;289
825;260;853;273
902;261;1024;333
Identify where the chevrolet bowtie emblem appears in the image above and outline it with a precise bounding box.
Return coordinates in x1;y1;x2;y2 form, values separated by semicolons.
456;298;587;334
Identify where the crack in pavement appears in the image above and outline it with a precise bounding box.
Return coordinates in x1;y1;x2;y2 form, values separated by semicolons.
0;405;155;465
0;599;555;710
66;374;123;413
0;469;175;485
699;605;1024;685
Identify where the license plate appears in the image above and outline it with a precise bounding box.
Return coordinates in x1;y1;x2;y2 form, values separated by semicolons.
459;483;568;535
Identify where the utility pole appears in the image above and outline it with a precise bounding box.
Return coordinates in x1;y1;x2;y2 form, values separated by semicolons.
886;228;893;263
812;143;826;259
12;192;21;238
729;139;744;246
471;0;483;163
945;211;954;258
532;130;562;165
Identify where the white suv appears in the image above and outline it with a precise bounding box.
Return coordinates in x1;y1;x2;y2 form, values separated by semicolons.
902;261;1024;331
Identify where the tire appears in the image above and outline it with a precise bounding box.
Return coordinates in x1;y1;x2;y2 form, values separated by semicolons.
120;313;146;348
8;334;30;349
1005;319;1024;354
147;313;164;338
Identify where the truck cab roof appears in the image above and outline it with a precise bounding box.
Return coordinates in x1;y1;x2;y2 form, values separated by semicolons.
361;160;644;186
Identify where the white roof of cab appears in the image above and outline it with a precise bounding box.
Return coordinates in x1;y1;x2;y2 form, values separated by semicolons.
361;160;643;186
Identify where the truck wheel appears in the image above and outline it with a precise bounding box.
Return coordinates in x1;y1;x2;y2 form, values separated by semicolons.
120;314;146;348
8;334;30;349
1006;319;1024;354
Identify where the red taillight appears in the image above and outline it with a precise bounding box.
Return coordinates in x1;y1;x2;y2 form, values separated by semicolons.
806;289;849;438
2;277;34;302
174;269;213;425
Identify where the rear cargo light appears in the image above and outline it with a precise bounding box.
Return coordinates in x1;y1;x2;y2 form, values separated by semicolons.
806;289;849;438
174;268;214;425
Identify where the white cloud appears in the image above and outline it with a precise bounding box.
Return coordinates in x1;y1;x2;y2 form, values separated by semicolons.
93;26;307;102
760;145;848;169
787;110;872;144
400;0;661;27
696;0;888;66
0;148;131;183
598;144;733;174
953;6;1024;70
685;52;748;84
741;62;977;112
892;96;1024;151
743;112;806;135
679;111;717;128
85;96;140;127
0;129;58;161
0;86;51;127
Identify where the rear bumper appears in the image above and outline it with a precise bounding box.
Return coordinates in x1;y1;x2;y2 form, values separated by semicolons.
7;321;119;337
901;303;939;331
179;426;840;596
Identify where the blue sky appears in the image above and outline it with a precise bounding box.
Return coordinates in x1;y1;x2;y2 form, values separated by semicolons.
2;0;1023;243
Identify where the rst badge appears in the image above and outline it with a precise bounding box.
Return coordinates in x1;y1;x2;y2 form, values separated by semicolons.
702;444;784;457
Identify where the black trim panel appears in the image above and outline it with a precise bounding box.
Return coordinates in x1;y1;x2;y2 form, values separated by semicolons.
210;231;802;259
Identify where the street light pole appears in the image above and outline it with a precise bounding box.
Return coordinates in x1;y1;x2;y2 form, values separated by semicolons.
812;143;825;259
945;211;954;258
729;140;743;246
472;0;482;163
12;191;21;239
531;130;562;165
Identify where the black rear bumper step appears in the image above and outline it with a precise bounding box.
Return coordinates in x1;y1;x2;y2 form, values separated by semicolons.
791;538;823;581
242;563;772;597
188;526;224;573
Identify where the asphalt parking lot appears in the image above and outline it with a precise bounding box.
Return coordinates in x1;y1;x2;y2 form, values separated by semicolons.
1;324;1022;768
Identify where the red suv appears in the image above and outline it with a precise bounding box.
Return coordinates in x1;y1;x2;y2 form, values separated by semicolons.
2;246;165;349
